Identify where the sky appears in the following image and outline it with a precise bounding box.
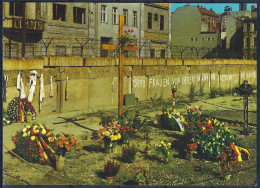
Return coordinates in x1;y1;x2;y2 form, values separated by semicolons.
171;3;257;13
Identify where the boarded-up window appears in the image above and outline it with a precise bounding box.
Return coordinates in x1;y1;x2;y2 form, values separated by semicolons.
56;46;66;56
25;44;34;58
5;43;19;58
72;46;81;56
161;49;166;58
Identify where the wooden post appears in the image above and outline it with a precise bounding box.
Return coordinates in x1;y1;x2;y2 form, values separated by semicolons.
118;15;124;116
243;80;248;133
21;2;26;58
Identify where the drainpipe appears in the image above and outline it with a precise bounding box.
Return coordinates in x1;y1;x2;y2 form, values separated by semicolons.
21;2;26;58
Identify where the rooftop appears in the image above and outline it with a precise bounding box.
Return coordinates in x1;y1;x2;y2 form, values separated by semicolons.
197;5;219;17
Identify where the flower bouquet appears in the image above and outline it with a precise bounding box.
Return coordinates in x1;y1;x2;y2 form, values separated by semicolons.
117;29;138;52
98;121;122;153
118;110;136;144
160;107;185;131
153;141;172;163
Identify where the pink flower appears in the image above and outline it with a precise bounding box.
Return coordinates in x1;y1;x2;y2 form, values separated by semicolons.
124;30;127;33
131;30;134;32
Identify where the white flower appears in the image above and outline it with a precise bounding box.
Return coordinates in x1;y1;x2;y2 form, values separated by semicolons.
23;133;27;137
31;136;36;141
22;128;27;132
41;129;46;135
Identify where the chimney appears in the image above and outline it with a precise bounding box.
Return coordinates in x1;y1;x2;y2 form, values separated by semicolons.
187;3;189;6
251;5;255;12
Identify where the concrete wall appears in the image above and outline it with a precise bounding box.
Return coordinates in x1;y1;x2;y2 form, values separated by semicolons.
3;57;257;117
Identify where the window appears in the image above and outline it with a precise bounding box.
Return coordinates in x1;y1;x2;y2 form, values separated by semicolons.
112;7;118;24
202;15;206;22
73;7;85;24
202;38;205;41
9;2;22;17
195;38;198;41
160;15;164;30
253;38;256;47
207;38;210;41
246;38;250;48
72;47;81;56
161;50;165;58
190;38;194;42
247;23;250;32
53;3;66;21
101;5;107;23
123;9;128;25
191;47;194;52
150;49;155;58
56;46;66;56
133;11;137;27
148;13;152;29
212;38;215;41
154;14;158;21
253;23;256;31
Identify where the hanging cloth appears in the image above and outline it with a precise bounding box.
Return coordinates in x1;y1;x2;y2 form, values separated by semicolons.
50;76;53;97
17;72;21;90
65;76;68;100
20;73;26;99
39;73;45;112
28;73;37;102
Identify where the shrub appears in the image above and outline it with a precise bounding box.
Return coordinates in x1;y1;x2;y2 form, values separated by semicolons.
209;87;218;98
188;83;197;102
218;88;225;97
104;160;120;177
122;144;137;163
160;107;185;131
199;82;206;96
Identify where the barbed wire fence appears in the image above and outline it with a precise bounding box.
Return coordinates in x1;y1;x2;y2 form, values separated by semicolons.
2;37;254;60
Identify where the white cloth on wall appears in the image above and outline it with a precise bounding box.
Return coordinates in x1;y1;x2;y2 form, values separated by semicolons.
17;72;26;99
20;76;26;99
50;76;53;97
17;72;21;90
28;74;37;102
39;73;45;102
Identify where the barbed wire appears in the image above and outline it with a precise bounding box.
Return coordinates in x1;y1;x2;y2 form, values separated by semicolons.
176;90;257;113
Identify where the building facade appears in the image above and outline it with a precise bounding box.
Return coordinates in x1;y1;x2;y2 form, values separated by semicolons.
220;10;251;59
3;2;171;59
171;4;220;59
243;6;257;59
3;2;90;58
140;3;171;58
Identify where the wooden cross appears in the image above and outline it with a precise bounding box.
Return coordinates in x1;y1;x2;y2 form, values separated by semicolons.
102;15;138;117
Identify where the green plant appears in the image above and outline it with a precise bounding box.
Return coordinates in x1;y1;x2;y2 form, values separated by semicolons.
209;87;218;98
218;88;225;97
98;110;116;127
104;160;120;177
122;144;137;163
153;141;172;161
130;166;149;185
188;83;197;102
91;131;99;140
118;109;136;143
199;82;206;96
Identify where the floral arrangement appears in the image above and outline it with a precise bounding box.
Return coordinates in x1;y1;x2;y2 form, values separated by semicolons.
130;166;149;185
154;141;172;163
104;160;120;178
118;110;136;143
160;107;185;131
12;123;56;164
117;29;138;52
7;97;36;122
12;123;79;164
183;110;250;161
55;132;79;157
98;121;122;142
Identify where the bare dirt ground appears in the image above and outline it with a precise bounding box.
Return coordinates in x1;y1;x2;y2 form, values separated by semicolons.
2;94;257;185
